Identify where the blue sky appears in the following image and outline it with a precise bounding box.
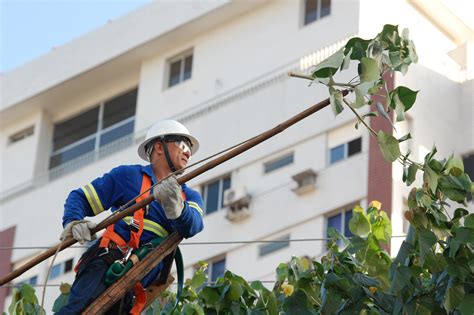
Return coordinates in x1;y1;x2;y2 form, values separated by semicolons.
0;0;152;73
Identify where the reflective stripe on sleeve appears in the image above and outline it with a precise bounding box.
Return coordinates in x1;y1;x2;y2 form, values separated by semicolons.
187;201;204;216
81;183;105;215
123;217;169;237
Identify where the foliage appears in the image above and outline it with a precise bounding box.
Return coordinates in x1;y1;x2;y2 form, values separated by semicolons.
7;284;45;315
18;24;473;315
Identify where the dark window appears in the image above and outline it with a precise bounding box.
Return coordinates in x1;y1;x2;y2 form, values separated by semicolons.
348;137;362;157
264;153;294;173
463;153;474;201
329;137;362;165
64;258;74;273
209;258;226;282
103;89;137;129
183;55;193;81
203;175;231;215
304;0;318;25
259;235;291;256
50;88;137;172
321;0;331;18
9;126;34;144
28;276;38;286
327;208;353;244
304;0;331;26
53;107;99;151
168;51;193;87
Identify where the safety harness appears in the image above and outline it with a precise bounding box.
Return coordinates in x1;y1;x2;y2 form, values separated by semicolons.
76;174;184;314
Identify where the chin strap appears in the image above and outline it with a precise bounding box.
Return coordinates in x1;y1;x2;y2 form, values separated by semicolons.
161;141;177;173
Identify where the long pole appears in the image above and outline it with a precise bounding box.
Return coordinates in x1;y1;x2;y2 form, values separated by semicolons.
0;90;347;285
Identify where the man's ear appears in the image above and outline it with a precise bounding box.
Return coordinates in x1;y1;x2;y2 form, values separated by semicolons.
153;141;164;156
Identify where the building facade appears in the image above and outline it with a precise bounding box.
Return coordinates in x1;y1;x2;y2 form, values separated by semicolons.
1;0;472;311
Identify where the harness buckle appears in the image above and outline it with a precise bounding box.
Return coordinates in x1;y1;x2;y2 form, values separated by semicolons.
130;218;140;233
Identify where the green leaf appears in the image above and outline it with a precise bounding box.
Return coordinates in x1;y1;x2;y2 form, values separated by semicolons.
372;211;392;243
394;86;418;111
52;293;70;313
379;24;400;45
182;302;205;315
20;284;38;304
406;164;418;186
464;214;474;229
450;227;474;258
423;165;438;194
349;206;371;237
398;133;411;143
444;284;464;312
418;229;437;263
226;282;243;302
458;294;474;315
445;156;464;176
200;287;221;307
354;82;374;108
344;37;371;60
359;57;380;82
329;87;344;116
312;48;345;78
189;271;207;289
282;289;313;315
377;131;401;162
276;263;288;283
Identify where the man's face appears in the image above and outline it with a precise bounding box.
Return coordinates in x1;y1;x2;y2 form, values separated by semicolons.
166;139;192;170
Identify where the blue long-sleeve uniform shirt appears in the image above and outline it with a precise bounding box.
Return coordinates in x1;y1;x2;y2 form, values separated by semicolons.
62;164;204;286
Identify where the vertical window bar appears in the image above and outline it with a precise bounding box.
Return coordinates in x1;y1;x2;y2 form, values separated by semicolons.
96;102;104;153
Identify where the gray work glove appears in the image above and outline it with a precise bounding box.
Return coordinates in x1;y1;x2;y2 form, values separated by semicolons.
60;220;97;244
153;176;184;219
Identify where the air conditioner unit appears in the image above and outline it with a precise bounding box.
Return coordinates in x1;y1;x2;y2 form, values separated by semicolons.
223;186;251;222
291;169;318;195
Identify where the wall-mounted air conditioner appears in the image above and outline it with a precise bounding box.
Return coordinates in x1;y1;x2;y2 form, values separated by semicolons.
292;169;318;195
223;186;251;222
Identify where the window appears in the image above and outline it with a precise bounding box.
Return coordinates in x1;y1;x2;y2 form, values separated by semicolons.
202;175;231;215
16;275;38;288
9;126;34;144
49;258;74;279
264;153;294;173
327;208;353;242
303;0;331;26
50;88;137;175
259;234;291;257
168;50;193;87
463;153;474;201
207;258;226;282
329;137;362;164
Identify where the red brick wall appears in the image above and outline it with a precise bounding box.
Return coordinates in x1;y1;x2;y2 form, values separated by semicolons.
0;226;16;311
367;73;394;251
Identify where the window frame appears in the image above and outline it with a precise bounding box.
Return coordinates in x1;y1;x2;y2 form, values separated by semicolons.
263;153;294;174
328;136;362;165
49;258;74;279
8;126;35;145
302;0;331;27
201;174;232;215
259;234;291;257
325;206;355;241
49;88;138;172
166;49;194;88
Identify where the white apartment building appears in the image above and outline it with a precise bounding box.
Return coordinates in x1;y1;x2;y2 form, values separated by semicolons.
1;0;472;312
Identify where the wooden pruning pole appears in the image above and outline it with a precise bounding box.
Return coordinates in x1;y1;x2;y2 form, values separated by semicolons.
0;90;348;286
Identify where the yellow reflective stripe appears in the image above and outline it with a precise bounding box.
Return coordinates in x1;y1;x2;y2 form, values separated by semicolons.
122;217;169;237
188;201;204;216
81;184;105;215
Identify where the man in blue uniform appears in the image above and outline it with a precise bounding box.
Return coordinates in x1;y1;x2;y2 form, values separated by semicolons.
57;120;204;314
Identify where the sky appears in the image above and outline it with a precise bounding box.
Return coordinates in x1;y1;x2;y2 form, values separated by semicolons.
0;0;152;73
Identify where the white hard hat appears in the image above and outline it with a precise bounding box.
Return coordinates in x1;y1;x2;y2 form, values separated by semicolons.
137;120;199;161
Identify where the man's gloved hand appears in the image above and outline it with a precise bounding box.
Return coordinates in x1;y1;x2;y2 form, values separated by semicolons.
153;176;184;219
60;220;97;244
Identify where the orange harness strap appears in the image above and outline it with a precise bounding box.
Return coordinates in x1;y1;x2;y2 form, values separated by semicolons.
99;175;151;250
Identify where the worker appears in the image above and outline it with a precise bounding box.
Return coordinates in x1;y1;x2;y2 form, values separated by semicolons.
56;120;204;314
